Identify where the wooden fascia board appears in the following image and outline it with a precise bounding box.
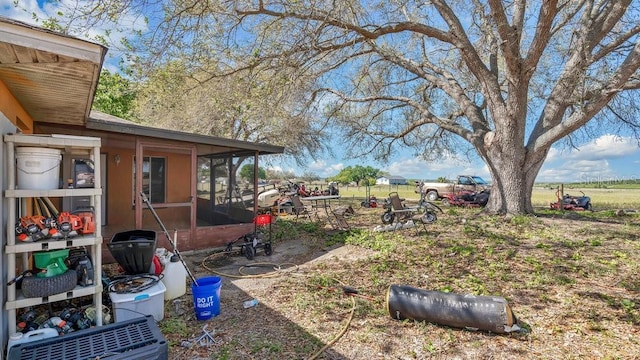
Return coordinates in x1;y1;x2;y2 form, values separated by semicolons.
0;19;107;64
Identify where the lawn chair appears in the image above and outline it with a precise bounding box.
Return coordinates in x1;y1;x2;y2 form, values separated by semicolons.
388;192;435;235
290;195;314;222
332;205;354;230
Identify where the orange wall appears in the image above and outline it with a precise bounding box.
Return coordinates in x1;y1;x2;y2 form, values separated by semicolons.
103;146;193;229
166;151;192;203
0;79;34;133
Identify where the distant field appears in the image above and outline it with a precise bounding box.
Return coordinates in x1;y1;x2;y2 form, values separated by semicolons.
331;184;640;211
531;187;640;210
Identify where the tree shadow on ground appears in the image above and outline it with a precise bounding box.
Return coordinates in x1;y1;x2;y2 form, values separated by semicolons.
163;281;350;360
162;239;352;360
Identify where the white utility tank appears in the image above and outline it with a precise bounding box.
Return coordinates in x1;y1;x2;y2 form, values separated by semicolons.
7;328;59;353
161;253;187;300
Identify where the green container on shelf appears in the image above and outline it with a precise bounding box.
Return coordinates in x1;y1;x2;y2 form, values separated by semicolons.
33;249;69;277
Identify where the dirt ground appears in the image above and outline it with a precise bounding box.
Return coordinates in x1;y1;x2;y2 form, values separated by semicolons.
164;232;369;359
150;206;640;360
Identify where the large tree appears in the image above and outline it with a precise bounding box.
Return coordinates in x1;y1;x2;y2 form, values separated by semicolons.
330;165;381;186
239;163;267;181
132;60;328;165
39;0;640;215
93;70;138;119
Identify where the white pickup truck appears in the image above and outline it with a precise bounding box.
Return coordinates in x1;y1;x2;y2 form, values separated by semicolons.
416;175;491;201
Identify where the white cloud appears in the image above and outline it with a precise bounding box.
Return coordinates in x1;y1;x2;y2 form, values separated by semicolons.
267;165;283;173
1;1;42;23
308;160;343;178
538;159;617;183
384;158;428;178
539;134;640;182
549;134;637;161
544;147;560;162
576;134;637;159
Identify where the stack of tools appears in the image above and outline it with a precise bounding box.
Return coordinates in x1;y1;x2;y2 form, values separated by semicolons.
15;198;96;242
15;304;111;336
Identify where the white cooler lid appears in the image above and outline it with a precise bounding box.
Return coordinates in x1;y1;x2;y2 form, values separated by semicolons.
108;280;166;304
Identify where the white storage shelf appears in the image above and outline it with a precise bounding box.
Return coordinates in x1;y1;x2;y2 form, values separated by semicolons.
5;188;100;198
3;134;104;335
5;285;100;310
5;235;99;254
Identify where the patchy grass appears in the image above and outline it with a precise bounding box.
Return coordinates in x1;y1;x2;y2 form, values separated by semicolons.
164;205;640;359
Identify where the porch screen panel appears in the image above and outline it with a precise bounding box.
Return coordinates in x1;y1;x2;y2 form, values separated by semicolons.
141;156;166;203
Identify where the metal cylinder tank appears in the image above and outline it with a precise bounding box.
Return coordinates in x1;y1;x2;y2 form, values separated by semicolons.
386;284;520;333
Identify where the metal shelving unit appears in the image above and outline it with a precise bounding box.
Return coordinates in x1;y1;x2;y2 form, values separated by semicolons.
3;134;103;335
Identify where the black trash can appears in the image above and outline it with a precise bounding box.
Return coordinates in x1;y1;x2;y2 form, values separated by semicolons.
107;230;157;274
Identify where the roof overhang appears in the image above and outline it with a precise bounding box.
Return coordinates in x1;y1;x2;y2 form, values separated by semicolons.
87;110;285;157
1;17;284;159
0;16;107;127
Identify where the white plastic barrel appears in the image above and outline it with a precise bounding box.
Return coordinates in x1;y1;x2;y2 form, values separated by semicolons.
16;147;62;190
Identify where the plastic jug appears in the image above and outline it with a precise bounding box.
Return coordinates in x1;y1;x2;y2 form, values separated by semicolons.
161;254;187;300
7;328;59;352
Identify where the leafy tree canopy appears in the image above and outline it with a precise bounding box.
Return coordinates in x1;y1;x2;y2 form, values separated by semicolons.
265;168;296;181
330;165;381;186
32;0;640;215
239;164;266;181
130;60;330;168
93;70;137;119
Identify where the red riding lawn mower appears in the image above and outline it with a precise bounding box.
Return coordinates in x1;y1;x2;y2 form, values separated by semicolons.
550;187;592;211
441;190;490;208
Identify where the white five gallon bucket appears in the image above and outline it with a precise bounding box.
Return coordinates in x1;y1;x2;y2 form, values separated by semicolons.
16;147;62;190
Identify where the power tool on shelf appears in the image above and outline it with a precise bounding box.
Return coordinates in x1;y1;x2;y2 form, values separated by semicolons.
56;211;83;239
66;247;94;287
15;215;49;242
33;249;70;278
71;207;96;235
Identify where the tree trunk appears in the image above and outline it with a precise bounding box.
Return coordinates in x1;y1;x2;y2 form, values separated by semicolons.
484;166;532;215
482;135;541;216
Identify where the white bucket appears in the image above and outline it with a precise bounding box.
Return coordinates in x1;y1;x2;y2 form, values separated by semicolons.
16;147;62;190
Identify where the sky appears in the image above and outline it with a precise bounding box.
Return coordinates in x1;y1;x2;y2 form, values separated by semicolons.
297;134;640;184
3;1;640;184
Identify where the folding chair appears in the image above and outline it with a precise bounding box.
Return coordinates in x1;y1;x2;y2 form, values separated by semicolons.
332;205;354;230
290;195;313;222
